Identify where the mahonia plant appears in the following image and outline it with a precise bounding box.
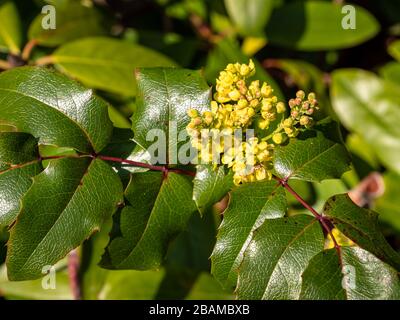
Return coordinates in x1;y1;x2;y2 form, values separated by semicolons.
0;59;399;301
186;60;319;185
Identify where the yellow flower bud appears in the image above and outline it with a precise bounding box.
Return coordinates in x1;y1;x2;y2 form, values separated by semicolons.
247;107;255;117
193;117;202;126
272;133;287;145
261;83;272;98
255;167;267;181
203;111;213;125
240;64;250;76
187;109;198;118
237;99;248;109
258;119;270;130
296;90;305;100
283;118;294;128
299;115;310;126
211;101;218;114
276;102;286;114
228;89;241;101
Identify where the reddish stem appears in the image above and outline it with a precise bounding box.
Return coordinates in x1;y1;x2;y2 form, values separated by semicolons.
275;176;341;255
67;249;81;300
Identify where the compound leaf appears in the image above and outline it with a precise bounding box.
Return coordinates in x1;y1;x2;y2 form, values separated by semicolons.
300;247;400;300
100;172;197;270
237;215;324;300
52;38;176;97
193;165;233;213
6;157;123;280
0;132;42;227
132;67;211;160
0;67;113;153
323;194;400;271
274;120;351;182
211;180;287;288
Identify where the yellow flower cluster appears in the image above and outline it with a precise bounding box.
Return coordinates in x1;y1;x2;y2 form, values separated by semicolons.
325;228;355;249
186;60;319;185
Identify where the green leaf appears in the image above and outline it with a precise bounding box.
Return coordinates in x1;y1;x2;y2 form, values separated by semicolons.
97;269;165;300
0;133;42;227
224;0;273;36
0;261;73;300
237;215;324;300
266;1;379;51
375;171;400;233
52;37;176;97
331;69;400;174
380;62;400;87
28;2;107;47
389;40;400;62
0;67;113;153
132;67;211;158
274;120;351;182
107;105;131;129
193;165;233;213
186;272;234;300
323;194;400;271
211;180;286;288
6;157;123;280
0;0;22;54
100;172;197;270
300;247;400;300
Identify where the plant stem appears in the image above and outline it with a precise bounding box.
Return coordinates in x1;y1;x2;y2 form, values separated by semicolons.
0;59;11;70
275;176;341;254
97;155;195;177
21;39;38;61
41;154;195;177
34;55;54;66
67;249;81;300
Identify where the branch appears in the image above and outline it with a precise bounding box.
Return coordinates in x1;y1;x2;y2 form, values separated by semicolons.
0;59;11;70
98;155;196;177
41;154;196;177
21;39;38;61
67;249;81;300
274;176;341;256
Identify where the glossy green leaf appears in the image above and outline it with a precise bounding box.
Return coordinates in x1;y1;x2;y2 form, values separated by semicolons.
28;2;107;47
0;261;73;300
132;67;211;158
100;172;197;270
224;0;273;36
0;67;113;153
375;171;400;233
6;157;123;280
98;269;165;300
274;120;351;182
0;1;22;54
186;273;234;300
237;215;324;300
52;38;176;97
380;62;400;87
323;194;400;271
389;40;400;62
331;69;400;174
0;133;42;227
300;247;400;300
193;165;233;213
211;180;286;288
266;1;379;51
